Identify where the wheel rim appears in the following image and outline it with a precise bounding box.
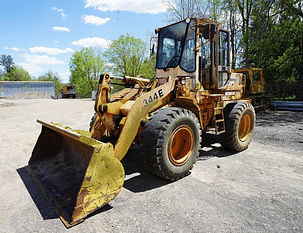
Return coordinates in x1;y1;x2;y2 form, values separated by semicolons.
168;125;194;166
238;113;252;142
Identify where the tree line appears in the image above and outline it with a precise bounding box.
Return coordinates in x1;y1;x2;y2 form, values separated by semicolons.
1;35;155;98
69;34;155;97
2;0;302;99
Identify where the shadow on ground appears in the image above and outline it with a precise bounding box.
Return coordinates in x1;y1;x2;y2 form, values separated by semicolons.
16;166;113;224
17;166;58;220
198;133;237;160
122;135;239;193
122;146;172;193
256;110;303;127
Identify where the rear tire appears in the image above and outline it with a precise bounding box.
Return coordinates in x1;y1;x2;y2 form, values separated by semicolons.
141;107;201;181
219;102;255;151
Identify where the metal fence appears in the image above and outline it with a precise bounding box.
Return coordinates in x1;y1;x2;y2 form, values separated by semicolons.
0;81;55;97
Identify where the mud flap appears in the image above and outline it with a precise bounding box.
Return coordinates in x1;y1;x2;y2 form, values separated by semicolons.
27;120;124;228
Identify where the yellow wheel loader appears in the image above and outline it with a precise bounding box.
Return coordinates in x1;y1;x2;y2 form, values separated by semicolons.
61;85;76;98
234;68;270;110
27;18;255;227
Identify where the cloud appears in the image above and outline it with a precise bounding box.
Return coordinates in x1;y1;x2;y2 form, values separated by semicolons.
72;37;111;48
21;54;64;65
52;7;68;19
104;62;116;68
30;47;66;55
84;0;168;14
65;48;75;53
17;62;43;75
29;46;73;55
59;70;71;83
4;47;25;52
17;53;68;76
11;47;21;52
53;26;70;32
82;15;110;26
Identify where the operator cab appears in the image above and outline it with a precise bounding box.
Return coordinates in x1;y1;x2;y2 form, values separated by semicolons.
156;18;196;73
155;18;231;90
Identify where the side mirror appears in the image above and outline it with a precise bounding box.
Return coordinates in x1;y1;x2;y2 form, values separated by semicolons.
150;37;158;57
151;44;155;56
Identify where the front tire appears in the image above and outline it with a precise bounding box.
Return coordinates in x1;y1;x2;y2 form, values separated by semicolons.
219;102;255;151
89;113;97;132
141;107;201;181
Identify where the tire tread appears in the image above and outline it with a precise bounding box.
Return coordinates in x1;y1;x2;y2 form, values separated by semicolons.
219;102;255;151
141;107;201;181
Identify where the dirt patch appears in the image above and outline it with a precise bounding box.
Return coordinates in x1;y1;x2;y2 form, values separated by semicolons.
8;92;52;99
0;102;17;108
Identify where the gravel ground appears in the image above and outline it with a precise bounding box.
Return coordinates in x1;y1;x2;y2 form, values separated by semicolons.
254;110;303;153
0;99;302;233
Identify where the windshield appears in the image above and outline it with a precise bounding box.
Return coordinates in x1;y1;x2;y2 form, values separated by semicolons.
156;19;196;72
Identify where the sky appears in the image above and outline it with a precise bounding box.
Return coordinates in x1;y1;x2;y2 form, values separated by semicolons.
1;0;170;83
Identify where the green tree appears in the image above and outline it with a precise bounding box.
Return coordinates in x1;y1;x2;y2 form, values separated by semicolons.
0;54;15;73
103;34;147;77
0;70;4;81
7;65;31;81
279;0;303;100
140;55;156;79
235;0;255;67
69;47;104;97
240;0;303;99
38;71;63;96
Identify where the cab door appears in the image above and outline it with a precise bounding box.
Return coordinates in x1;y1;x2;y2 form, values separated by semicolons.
217;29;231;88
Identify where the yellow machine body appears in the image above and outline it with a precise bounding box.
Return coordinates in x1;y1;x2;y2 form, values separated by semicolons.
62;85;76;98
234;68;270;109
27;18;257;228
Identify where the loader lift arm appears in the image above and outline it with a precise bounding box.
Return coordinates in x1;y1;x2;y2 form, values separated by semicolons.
91;74;176;161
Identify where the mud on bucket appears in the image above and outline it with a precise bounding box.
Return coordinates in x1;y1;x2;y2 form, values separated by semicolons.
27;120;125;227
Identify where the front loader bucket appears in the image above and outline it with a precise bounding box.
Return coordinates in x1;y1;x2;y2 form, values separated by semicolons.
27;120;124;227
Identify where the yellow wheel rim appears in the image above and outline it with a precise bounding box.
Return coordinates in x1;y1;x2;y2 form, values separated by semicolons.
238;113;252;142
168;125;194;166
